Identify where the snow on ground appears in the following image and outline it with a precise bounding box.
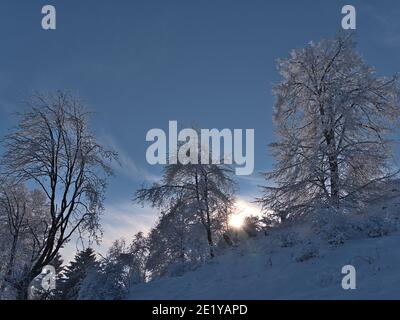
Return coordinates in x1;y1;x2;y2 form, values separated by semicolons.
129;189;400;300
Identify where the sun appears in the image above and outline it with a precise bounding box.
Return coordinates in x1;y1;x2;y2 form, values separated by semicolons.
228;199;263;229
229;214;245;229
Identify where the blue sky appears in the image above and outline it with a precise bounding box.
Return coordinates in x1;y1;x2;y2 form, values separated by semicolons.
1;0;400;258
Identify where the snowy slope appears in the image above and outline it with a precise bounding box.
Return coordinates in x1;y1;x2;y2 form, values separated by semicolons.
129;191;400;300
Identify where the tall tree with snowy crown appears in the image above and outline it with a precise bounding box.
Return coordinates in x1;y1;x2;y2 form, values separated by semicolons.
259;32;400;220
135;161;235;258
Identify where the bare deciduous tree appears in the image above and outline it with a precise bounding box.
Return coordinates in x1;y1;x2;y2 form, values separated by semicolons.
0;181;49;297
0;91;117;298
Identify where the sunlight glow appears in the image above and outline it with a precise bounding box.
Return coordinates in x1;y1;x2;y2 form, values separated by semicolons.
229;214;245;229
228;198;263;229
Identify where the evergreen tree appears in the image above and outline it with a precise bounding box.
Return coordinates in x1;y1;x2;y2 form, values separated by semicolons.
78;236;148;300
44;253;64;300
59;248;98;300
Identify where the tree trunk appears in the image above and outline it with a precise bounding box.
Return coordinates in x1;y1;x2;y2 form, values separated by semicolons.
319;100;340;209
325;128;340;209
205;222;214;258
328;154;340;208
203;174;214;258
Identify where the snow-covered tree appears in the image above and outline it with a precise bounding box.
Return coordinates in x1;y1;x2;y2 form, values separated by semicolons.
146;200;209;278
0;183;32;295
78;235;148;300
242;216;261;238
0;181;49;298
46;253;64;299
128;232;149;285
28;252;64;300
135;161;235;258
0;91;117;298
59;248;98;300
259;32;400;220
103;236;148;291
78;259;124;300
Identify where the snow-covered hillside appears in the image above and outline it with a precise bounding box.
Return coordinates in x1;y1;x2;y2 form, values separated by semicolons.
129;189;400;300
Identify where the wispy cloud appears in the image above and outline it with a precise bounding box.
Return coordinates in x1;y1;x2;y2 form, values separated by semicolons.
99;202;158;253
60;201;159;262
100;134;160;183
